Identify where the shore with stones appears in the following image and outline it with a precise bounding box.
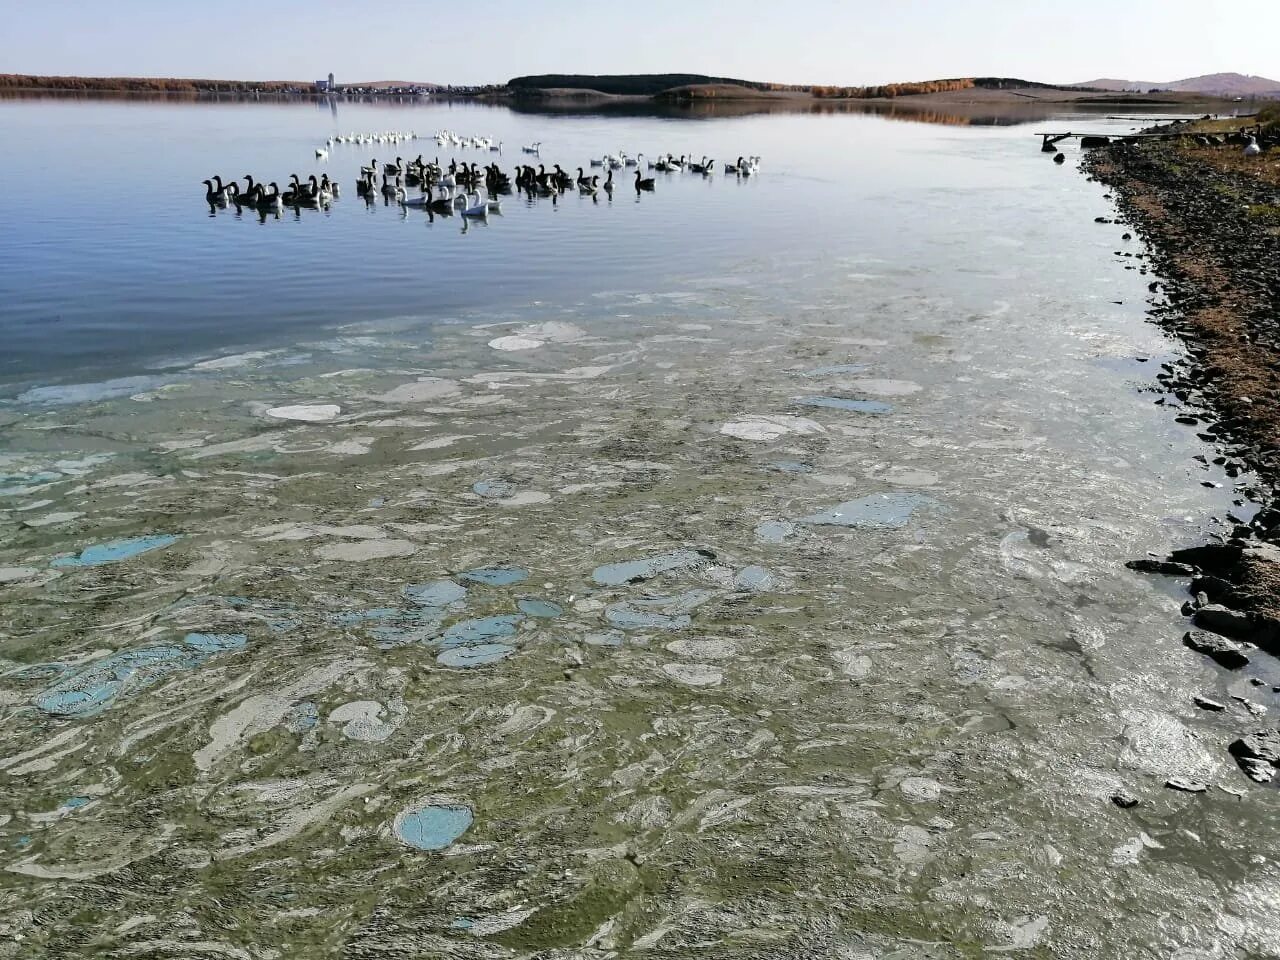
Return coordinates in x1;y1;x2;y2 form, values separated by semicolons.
1085;120;1280;784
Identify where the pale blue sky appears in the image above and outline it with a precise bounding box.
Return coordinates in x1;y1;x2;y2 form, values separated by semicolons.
2;0;1276;86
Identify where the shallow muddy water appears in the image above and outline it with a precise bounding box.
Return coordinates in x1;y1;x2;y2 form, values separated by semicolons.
1;100;1278;958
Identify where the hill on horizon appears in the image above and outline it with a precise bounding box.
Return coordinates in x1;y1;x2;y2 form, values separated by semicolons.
1073;72;1280;97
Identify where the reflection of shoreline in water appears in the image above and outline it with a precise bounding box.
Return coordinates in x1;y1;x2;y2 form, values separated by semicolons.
0;89;1217;128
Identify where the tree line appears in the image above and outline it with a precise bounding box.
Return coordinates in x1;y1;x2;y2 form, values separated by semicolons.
811;79;975;99
0;74;305;93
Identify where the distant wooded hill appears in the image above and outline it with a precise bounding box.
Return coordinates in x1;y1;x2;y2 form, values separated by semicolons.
507;74;798;96
507;74;1100;99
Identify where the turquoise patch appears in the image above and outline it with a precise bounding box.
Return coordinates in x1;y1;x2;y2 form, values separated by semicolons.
50;534;180;568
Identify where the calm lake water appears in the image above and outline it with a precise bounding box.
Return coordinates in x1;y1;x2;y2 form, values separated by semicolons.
2;96;1277;958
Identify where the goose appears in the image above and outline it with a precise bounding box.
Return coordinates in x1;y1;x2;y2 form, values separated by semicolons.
579;175;599;194
603;170;615;193
1244;136;1262;157
203;179;228;204
576;167;592;188
726;157;743;174
461;192;489;219
396;187;431;208
490;141;502;152
427;187;453;214
635;170;655;192
241;174;258;198
384;158;403;176
315;147;329;160
689;156;712;174
257;183;283;212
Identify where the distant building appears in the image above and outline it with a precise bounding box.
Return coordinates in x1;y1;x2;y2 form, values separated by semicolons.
315;73;336;93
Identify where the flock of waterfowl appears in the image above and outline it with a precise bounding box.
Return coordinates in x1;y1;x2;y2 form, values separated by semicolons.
202;127;763;221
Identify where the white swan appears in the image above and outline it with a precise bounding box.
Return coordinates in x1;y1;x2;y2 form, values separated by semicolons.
1244;136;1262;157
522;141;542;154
315;147;329;160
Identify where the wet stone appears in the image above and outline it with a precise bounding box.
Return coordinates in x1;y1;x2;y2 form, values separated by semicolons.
1229;729;1280;783
1111;790;1140;809
1192;605;1253;639
1182;630;1253;669
1164;778;1209;794
1192;695;1226;712
394;804;474;850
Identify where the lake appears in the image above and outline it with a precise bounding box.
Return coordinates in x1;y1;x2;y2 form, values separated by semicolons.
1;95;1276;958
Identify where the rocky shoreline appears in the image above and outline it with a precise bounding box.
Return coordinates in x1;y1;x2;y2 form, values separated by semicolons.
1085;127;1280;784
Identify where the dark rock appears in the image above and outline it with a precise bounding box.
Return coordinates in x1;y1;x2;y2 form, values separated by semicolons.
1164;777;1209;793
1192;604;1254;638
1053;153;1066;164
1228;729;1280;783
1193;695;1226;711
1175;415;1200;425
1111;790;1140;809
1189;576;1234;604
1182;629;1253;668
1125;558;1196;576
1170;543;1242;571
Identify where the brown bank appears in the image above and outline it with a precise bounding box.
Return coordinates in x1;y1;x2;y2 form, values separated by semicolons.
1084;113;1280;779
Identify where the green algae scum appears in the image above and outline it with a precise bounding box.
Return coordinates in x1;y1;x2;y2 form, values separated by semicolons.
3;115;1280;958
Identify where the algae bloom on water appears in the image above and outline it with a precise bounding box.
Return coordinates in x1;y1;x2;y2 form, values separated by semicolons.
50;534;180;568
393;804;474;850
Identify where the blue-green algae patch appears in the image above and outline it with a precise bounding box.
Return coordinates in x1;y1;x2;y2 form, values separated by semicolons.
801;492;934;529
50;534;181;568
440;615;523;648
591;550;709;587
394;804;473;850
183;633;248;653
795;396;893;415
459;567;528;586
517;599;563;618
437;644;516;668
402;580;468;607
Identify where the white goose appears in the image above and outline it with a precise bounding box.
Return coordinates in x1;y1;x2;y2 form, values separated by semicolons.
1244;136;1262;157
461;192;489;219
